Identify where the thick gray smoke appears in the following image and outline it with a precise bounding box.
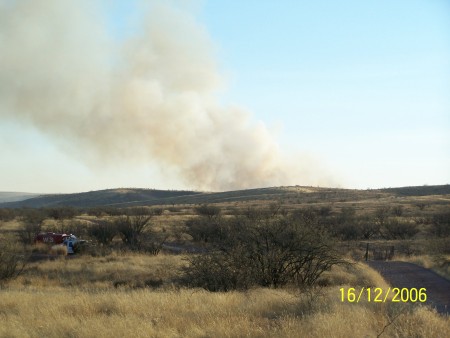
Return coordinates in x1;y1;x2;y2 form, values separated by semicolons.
0;0;330;191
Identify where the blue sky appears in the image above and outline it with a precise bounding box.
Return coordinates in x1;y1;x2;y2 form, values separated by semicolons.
0;0;449;193
198;0;450;188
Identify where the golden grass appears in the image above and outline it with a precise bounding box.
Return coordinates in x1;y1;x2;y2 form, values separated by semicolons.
319;261;390;289
16;253;187;289
396;254;450;280
1;253;448;337
0;287;448;338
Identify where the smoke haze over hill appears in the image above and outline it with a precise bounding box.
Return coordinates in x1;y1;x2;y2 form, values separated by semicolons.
0;0;331;191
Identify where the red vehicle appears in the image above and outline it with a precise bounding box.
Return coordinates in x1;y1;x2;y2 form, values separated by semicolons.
34;232;71;245
34;232;81;254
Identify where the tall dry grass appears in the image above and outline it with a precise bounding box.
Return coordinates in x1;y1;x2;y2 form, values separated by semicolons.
15;252;187;289
1;254;448;337
396;254;450;280
0;287;448;338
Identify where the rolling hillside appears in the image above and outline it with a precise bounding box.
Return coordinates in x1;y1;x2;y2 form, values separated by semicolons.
0;184;448;209
0;189;201;208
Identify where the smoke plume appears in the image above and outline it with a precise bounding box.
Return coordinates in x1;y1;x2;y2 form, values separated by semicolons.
0;0;330;191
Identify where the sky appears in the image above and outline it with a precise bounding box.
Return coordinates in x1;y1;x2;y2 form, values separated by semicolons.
0;0;449;193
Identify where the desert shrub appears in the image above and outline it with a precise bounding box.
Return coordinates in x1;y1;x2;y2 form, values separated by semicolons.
86;207;109;217
46;207;78;220
382;219;419;240
186;205;225;243
103;208;126;216
167;206;181;213
327;207;358;240
338;207;356;224
291;207;319;226
18;222;42;245
336;223;361;240
429;211;450;237
152;207;164;216
184;249;253;291
17;209;46;245
185;217;226;243
194;204;221;220
358;216;380;240
138;231;168;255
374;206;390;226
427;238;450;255
0;208;16;222
114;214;165;253
184;209;342;291
416;203;427;210
318;205;332;217
125;207;154;216
88;219;118;246
391;205;404;216
116;215;152;248
0;241;27;285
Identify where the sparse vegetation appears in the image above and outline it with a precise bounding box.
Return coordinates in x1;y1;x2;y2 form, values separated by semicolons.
0;185;448;336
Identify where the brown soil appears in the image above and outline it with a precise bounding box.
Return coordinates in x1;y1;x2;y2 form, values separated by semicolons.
368;261;450;315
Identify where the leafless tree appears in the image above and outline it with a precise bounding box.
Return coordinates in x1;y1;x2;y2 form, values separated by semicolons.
116;214;153;249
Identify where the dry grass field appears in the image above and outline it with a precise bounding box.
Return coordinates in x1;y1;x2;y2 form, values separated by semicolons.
0;185;449;337
1;254;449;338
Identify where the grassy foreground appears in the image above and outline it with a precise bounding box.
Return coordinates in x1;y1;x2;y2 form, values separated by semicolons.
0;254;448;338
1;288;448;338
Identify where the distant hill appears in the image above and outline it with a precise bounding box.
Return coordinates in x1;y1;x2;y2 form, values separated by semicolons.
0;189;202;208
0;192;41;204
0;184;448;209
379;185;450;196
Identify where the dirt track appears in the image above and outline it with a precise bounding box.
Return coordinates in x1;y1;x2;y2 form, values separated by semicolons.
368;261;450;315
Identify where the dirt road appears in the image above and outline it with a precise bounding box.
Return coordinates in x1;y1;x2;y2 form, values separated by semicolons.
368;261;450;315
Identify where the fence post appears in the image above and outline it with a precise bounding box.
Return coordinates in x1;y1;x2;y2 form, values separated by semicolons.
365;243;369;261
